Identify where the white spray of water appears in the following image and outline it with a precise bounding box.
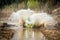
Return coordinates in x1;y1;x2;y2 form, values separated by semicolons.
25;12;57;29
7;9;57;29
7;9;35;29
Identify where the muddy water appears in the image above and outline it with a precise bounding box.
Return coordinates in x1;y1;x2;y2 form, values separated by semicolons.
11;28;48;40
0;24;60;40
0;26;60;40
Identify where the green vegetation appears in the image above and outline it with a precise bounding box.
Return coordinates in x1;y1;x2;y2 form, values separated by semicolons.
0;0;60;9
27;0;39;9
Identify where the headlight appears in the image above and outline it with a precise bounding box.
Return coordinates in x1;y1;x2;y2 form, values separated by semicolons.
25;23;34;28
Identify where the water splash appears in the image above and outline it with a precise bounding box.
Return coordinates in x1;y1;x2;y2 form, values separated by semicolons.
7;8;57;29
25;12;57;29
7;9;35;29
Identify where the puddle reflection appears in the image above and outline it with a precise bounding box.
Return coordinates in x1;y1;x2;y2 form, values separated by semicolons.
11;28;47;40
